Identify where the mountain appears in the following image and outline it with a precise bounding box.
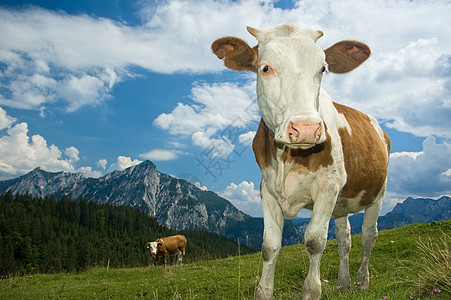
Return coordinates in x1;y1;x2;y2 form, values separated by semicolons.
292;196;451;238
378;195;451;229
0;160;301;249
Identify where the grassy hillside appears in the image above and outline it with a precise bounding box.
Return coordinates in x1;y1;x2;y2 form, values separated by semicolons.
1;220;449;299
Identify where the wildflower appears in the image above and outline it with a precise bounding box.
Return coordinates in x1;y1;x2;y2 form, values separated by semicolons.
390;241;395;243
382;296;387;300
323;279;329;283
433;288;441;293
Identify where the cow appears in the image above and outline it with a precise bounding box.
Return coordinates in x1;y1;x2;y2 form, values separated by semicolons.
145;235;187;267
212;23;390;300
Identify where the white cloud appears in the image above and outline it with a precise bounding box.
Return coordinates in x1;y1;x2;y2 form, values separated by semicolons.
140;149;183;161
0;109;107;179
192;130;235;159
239;131;256;147
154;81;259;157
97;159;107;170
390;151;422;160
108;156;142;172
76;166;102;178
64;146;79;162
194;181;208;191
0;107;16;130
220;181;262;217
387;136;451;198
0;121;76;179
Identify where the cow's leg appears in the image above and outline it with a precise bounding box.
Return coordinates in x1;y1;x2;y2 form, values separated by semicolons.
335;215;351;291
302;189;338;300
255;185;284;300
163;254;167;268
356;184;385;289
177;250;183;266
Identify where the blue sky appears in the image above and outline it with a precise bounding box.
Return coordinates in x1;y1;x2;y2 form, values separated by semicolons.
0;0;450;217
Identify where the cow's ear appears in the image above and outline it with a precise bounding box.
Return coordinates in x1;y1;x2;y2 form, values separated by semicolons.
324;41;371;74
211;37;258;72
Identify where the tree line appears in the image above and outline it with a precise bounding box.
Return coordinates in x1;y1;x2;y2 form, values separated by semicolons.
0;191;256;277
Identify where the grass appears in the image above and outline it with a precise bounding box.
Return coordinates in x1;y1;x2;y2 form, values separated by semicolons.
1;220;450;299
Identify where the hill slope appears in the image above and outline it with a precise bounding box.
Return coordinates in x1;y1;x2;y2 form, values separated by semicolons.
0;192;257;276
1;220;449;299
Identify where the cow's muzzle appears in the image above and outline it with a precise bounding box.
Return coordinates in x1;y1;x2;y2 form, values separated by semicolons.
274;117;325;149
288;121;322;144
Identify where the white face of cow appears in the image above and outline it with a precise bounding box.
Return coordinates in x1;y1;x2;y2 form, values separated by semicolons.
250;25;327;149
147;242;158;255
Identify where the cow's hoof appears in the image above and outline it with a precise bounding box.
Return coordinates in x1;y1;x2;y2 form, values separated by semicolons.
255;284;273;300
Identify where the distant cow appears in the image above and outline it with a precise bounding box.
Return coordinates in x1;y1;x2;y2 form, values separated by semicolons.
145;235;187;267
212;23;390;300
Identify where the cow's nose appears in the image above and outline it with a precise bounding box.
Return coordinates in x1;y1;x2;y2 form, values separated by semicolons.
288;121;322;144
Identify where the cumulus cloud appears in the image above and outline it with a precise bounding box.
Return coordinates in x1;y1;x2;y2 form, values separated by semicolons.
76;166;102;178
107;156;142;172
220;181;262;217
64;146;79;162
154;81;259;158
0;1;270;112
239;131;256;147
0;107;123;180
0;108;108;179
387;136;451;201
0;107;16;130
97;159;108;170
0;120;75;179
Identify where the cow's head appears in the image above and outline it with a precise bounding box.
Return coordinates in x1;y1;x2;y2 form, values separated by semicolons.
145;241;158;256
212;23;370;149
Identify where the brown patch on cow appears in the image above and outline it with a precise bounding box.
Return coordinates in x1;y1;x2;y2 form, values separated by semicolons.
324;41;371;74
211;37;258;72
252;120;333;172
280;132;333;171
253;119;275;170
334;103;390;207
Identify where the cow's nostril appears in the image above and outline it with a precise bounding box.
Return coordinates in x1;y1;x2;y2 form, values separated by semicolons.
288;123;300;139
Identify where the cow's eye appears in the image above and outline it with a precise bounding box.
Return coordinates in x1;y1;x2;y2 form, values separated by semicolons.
261;64;273;75
320;65;328;75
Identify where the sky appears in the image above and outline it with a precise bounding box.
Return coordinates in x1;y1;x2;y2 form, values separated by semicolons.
0;0;450;218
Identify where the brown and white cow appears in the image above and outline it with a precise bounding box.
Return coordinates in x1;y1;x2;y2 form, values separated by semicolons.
145;235;187;267
212;23;390;300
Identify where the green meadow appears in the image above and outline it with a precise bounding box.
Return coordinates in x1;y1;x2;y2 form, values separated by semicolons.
1;220;449;300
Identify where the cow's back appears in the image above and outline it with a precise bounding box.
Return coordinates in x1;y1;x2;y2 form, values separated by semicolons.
162;235;187;254
334;102;390;213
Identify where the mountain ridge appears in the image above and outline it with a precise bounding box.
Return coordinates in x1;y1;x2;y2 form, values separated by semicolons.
291;195;451;238
0;160;301;248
